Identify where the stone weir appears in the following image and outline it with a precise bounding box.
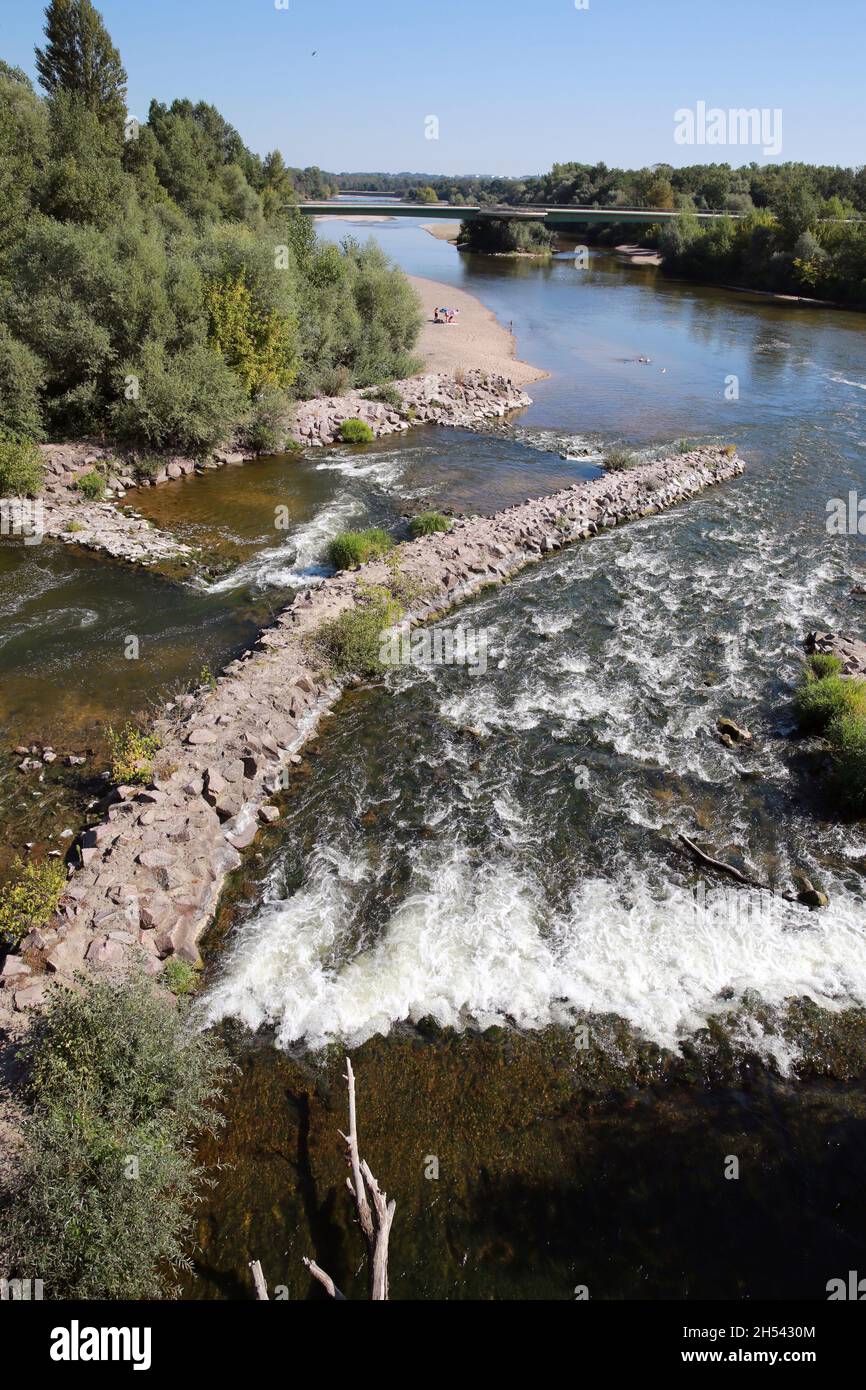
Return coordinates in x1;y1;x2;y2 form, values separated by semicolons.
5;447;744;1011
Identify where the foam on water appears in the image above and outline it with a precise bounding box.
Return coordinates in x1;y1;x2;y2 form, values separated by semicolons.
198;490;357;594
203;841;866;1062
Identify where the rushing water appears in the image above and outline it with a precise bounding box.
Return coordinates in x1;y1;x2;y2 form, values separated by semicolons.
4;213;866;1297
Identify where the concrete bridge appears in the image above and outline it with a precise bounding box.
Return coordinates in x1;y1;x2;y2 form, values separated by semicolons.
298;201;741;226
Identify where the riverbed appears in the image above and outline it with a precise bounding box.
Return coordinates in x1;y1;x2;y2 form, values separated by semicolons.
4;213;866;1298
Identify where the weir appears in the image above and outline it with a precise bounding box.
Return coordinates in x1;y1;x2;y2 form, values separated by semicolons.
8;448;744;1009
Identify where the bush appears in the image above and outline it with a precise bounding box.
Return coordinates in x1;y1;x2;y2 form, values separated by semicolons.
0;433;44;497
312;588;403;677
603;447;636;471
339;417;374;444
6;971;231;1299
0;857;65;948
794;654;853;733
0;326;45;439
795;654;866;815
328;527;394;570
236;384;290;454
107;723;161;785
409;511;452;537
75;469;105;501
111;340;248;456
363;384;403;410
164;958;200;997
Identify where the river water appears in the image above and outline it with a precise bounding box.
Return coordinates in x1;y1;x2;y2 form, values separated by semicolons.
4;213;866;1298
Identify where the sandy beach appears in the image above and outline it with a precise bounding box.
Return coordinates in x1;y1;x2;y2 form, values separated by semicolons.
408;274;548;386
421;221;462;243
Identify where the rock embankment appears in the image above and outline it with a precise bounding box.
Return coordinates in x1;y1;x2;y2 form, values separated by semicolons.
291;370;531;446
25;373;531;567
3;447;744;1011
804;630;866;677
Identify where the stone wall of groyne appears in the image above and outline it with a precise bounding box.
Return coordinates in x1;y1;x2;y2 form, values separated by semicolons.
3;447;744;1011
31;372;531;568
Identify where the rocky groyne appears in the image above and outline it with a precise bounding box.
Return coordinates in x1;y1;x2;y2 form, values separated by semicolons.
1;447;744;1013
28;372;531;569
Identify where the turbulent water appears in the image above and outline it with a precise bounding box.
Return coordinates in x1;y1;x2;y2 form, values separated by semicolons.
3;219;866;1070
193;221;866;1073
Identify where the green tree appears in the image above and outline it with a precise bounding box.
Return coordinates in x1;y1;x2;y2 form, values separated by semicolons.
35;0;127;129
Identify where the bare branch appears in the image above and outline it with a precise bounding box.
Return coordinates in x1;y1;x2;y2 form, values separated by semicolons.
249;1259;269;1301
302;1257;346;1301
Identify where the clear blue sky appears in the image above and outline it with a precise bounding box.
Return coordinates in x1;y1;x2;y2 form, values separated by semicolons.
3;0;863;174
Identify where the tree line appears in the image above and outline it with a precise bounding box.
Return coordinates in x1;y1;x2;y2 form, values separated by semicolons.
0;1;421;458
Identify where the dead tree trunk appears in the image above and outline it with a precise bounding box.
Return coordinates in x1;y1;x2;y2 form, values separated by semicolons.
250;1056;395;1301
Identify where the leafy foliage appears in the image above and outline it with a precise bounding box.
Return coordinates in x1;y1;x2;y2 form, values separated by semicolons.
339;417;375;443
0;857;66;947
75;468;104;500
312;587;403;677
0;433;44;497
0;6;422;447
107;723;161;785
6;971;231;1299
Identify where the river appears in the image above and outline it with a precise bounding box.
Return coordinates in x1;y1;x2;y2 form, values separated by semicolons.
3;212;866;1298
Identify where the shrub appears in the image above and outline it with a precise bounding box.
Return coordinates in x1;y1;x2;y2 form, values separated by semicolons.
0;326;45;439
164;958;200;997
0;857;66;948
312;588;403;677
111;340;248;456
6;971;231;1299
409;511;451;537
131;453;161;481
107;723;161;785
75;469;105;501
339;417;374;444
363;384;403;410
65;520;86;533
203;274;296;394
603;447;636;471
795;654;866;815
236;385;290;454
0;433;44;497
794;654;854;733
328;527;394;570
828;706;866;815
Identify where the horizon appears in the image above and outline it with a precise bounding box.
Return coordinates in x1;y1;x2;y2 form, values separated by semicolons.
3;0;864;175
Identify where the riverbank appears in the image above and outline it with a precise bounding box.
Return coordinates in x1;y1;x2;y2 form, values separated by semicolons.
0;447;743;1013
407;275;548;386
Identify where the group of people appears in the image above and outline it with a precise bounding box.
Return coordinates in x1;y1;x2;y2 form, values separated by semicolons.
433;306;459;324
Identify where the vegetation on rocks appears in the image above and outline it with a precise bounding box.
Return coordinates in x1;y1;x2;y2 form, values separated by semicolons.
164;957;200;997
74;468;105;500
4;971;231;1299
603;447;636;471
0;432;43;497
312;586;404;677
409;510;452;537
795;653;866;815
328;527;394;570
0;856;66;947
339;418;375;444
0;3;422;452
107;722;161;785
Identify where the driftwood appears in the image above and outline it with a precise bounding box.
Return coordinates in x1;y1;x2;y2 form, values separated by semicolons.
678;834;799;902
249;1259;269;1301
249;1056;395;1301
334;1056;396;1300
